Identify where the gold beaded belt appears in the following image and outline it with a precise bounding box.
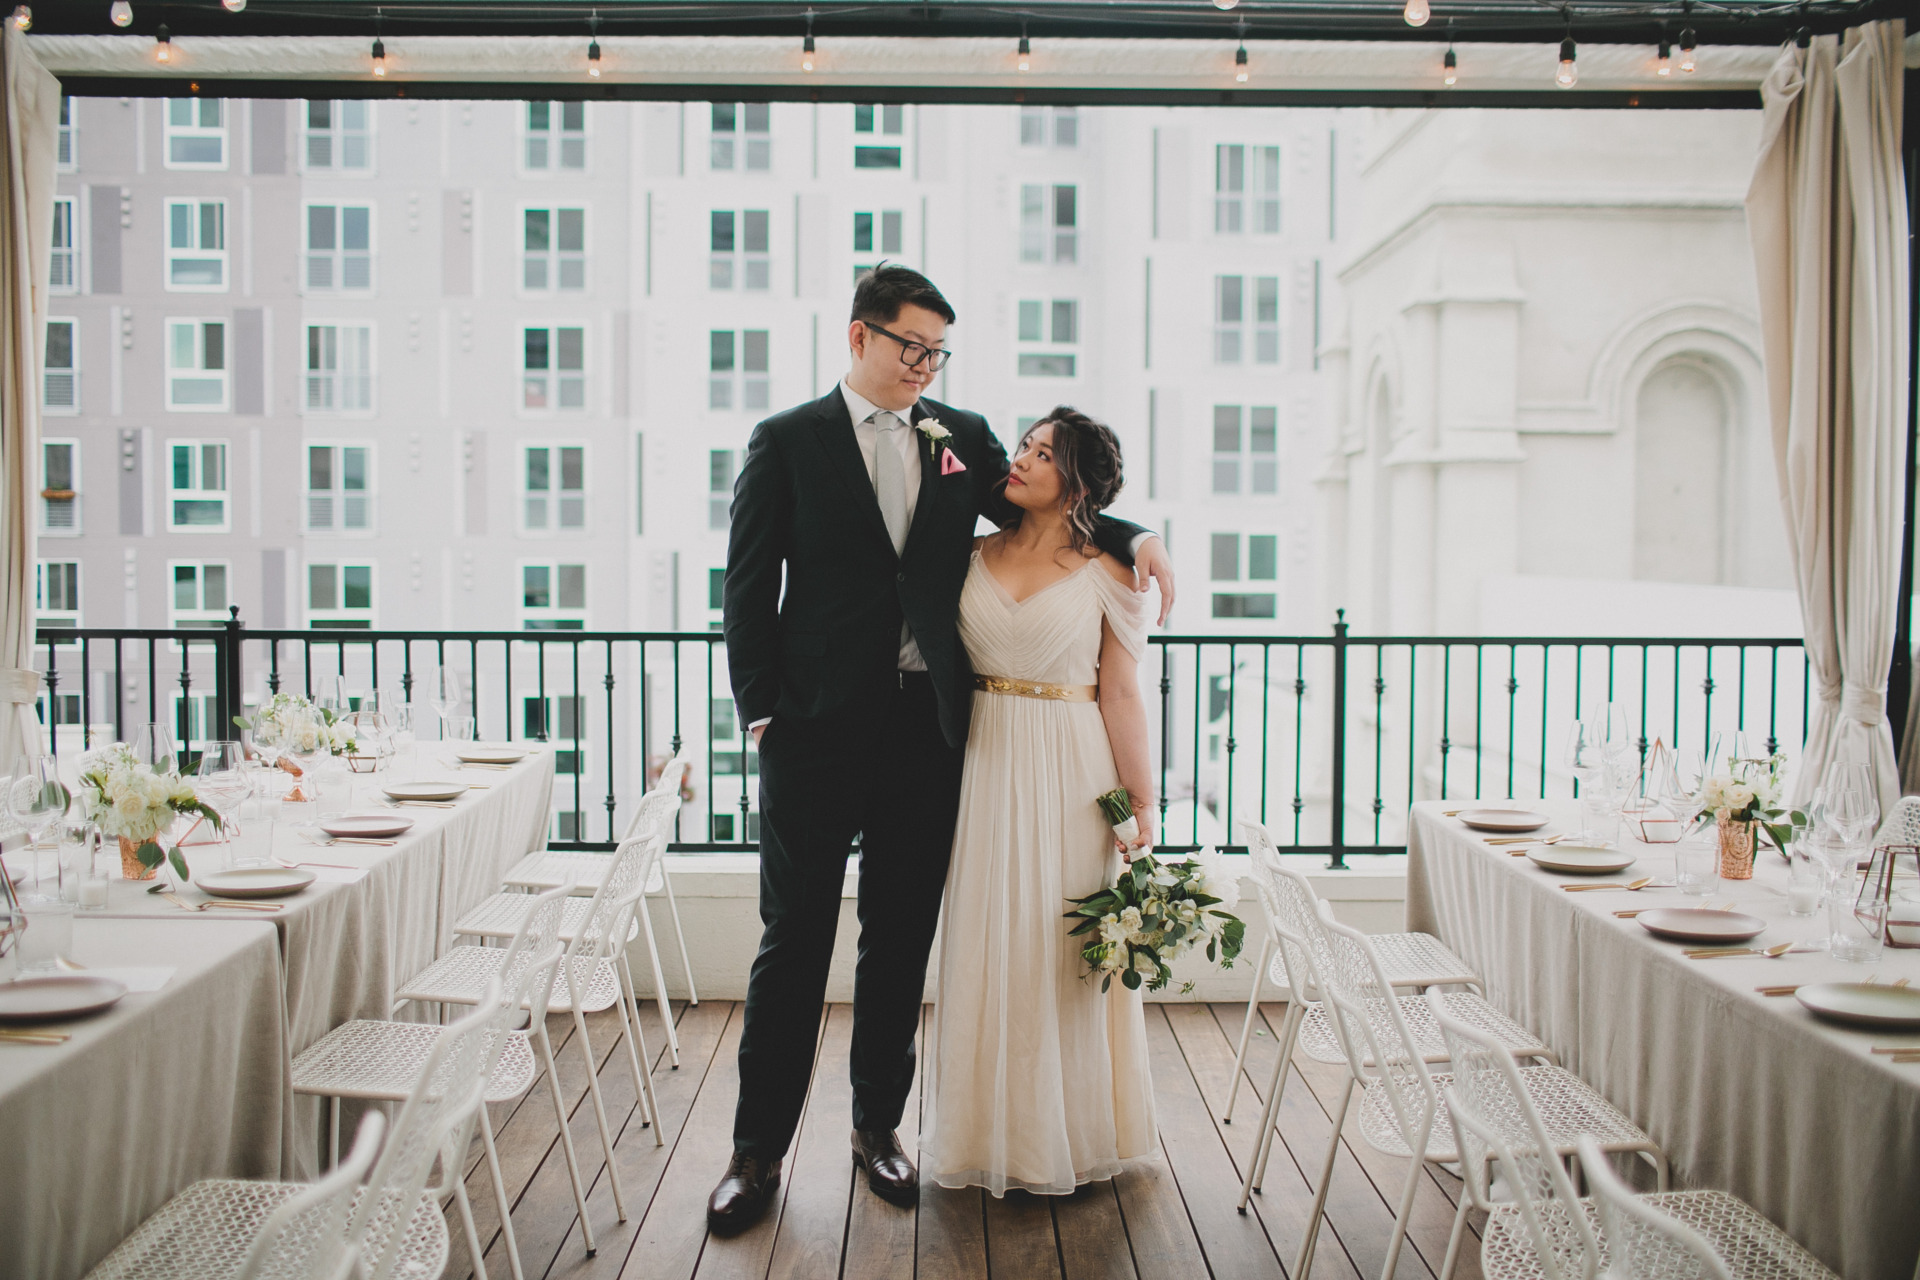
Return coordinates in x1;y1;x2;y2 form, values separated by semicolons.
974;674;1097;703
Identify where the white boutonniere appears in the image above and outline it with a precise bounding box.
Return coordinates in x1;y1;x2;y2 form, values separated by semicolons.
916;418;951;455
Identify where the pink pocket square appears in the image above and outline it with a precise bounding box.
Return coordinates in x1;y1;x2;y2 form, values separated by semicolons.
939;448;967;476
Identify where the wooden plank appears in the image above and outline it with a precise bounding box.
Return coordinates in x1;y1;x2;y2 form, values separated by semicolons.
761;1005;858;1280
985;1191;1063;1278
1110;1144;1209;1276
842;1003;922;1280
917;1184;988;1279
533;998;732;1280
1141;1005;1287;1278
1054;1182;1137;1280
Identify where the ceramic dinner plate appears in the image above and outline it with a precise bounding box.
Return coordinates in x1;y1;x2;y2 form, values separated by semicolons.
454;744;526;765
1794;982;1920;1030
1635;908;1767;944
1457;808;1551;833
1527;845;1636;875
319;813;416;840
382;781;469;803
197;866;317;899
0;974;127;1023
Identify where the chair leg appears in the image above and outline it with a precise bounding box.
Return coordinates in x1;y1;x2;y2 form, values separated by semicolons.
1223;935;1274;1125
1378;1147;1427;1280
659;868;699;1007
329;1097;341;1171
535;1019;598;1257
634;896;681;1066
615;952;666;1145
568;1001;631;1221
1293;1075;1355;1280
479;1110;526;1280
450;1163;492;1280
1438;1186;1471;1280
1237;1009;1293;1211
1251;1001;1306;1191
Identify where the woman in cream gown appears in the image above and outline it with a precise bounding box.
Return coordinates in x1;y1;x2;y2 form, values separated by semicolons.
922;408;1159;1196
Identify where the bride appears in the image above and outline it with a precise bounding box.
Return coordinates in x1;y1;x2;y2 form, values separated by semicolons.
921;406;1159;1195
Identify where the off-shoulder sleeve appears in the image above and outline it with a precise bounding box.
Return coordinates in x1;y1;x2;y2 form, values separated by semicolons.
1091;563;1149;663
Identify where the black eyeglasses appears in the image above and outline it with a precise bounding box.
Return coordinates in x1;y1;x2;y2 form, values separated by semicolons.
864;321;953;372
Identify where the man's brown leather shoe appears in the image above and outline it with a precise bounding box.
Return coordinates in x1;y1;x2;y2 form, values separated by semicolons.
852;1128;919;1207
707;1152;782;1236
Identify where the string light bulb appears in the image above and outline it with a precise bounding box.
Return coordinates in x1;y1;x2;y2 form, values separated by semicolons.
9;6;28;30
1443;46;1457;86
1556;34;1577;87
1017;25;1030;72
153;22;171;63
586;12;601;77
370;9;385;77
1403;0;1430;28
1656;40;1671;75
801;10;815;72
109;0;131;26
1678;27;1697;72
1234;42;1248;82
221;0;245;12
1211;0;1240;9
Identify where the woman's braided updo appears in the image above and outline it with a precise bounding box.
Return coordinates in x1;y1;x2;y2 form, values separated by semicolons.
1004;405;1125;555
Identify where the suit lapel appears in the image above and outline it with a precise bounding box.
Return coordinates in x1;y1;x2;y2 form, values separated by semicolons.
807;386;894;550
902;401;943;558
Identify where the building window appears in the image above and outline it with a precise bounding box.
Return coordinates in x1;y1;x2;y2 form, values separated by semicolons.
522;326;586;411
522;692;585;743
525;102;586;171
307;563;374;628
1215;146;1277;233
1020;184;1077;264
1020;106;1078;148
303;100;372;171
166;199;227;291
1215;145;1244;234
520;563;587;630
710;210;771;291
1252;146;1281;233
1016;299;1078;378
708;567;726;611
853;103;904;169
1211;406;1279;495
168;441;228;531
852;210;903;256
56;96;75;170
43;319;76;412
305;324;374;413
709;330;769;410
1210;533;1277;619
40;441;78;535
523;444;585;532
305;204;373;292
36;561;80;628
164;99;226;169
169;562;230;628
167;320;228;410
709;449;733;529
523;207;586;291
49;197;75;293
1212;276;1278;365
304;444;372;533
709;102;771;172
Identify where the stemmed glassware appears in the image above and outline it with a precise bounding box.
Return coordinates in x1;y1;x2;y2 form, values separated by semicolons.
195;741;251;868
1564;719;1614;844
428;668;463;742
313;675;350;717
6;756;70;893
131;722;179;775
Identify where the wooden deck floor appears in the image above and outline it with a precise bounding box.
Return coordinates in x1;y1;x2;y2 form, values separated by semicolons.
441;999;1489;1280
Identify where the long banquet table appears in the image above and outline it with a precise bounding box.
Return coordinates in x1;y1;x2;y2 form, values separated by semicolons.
0;746;556;1278
1406;800;1920;1280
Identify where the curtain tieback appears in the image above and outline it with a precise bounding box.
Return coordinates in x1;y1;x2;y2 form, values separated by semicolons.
1840;683;1886;727
0;668;41;705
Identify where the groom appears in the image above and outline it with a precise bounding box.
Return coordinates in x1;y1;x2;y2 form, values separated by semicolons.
712;265;1174;1231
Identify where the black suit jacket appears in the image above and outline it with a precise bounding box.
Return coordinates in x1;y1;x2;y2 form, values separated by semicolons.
724;387;1148;747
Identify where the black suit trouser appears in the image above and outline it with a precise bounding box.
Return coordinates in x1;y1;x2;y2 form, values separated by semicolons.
732;670;964;1160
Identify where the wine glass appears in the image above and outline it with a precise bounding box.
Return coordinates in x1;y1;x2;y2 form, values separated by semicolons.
5;757;70;892
196;741;251;862
428;668;462;740
313;675;350;717
132;722;179;775
1563;720;1608;843
1824;765;1878;848
386;703;418;775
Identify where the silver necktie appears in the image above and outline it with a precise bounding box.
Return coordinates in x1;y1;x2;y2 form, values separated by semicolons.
873;411;910;556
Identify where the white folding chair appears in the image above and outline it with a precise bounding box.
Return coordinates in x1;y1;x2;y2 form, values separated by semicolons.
84;1110;388;1280
1223;819;1486;1125
293;884;580;1280
478;759;694;1064
1868;793;1920;850
1576;1135;1838;1280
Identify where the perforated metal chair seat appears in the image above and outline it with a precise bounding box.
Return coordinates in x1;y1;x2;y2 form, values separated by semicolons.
1296;991;1555;1067
1480;1192;1838;1280
291;1019;536;1105
501;850;668;895
1360;1065;1657;1166
452;892;638;945
397;944;622;1015
82;1179;446;1280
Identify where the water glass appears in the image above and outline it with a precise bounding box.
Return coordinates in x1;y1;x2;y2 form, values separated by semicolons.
1785;845;1825;917
1674;834;1715;895
446;716;476;743
1831;896;1887;963
17;895;74;973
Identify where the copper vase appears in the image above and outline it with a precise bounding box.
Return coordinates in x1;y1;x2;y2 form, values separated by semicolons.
1717;818;1756;881
118;835;157;881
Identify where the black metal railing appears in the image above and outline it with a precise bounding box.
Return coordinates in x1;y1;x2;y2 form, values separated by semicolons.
31;609;1810;866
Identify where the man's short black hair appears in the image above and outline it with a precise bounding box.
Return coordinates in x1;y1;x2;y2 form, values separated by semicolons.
850;262;957;328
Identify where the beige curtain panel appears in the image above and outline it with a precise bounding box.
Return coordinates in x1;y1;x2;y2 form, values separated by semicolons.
1746;20;1911;817
0;27;58;765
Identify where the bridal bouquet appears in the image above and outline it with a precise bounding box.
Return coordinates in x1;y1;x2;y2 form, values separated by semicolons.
236;693;358;758
76;743;223;881
1065;849;1246;993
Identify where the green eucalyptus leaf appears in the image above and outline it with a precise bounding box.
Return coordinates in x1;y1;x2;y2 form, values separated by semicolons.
136;840;164;869
1121;968;1141;991
169;848;190;882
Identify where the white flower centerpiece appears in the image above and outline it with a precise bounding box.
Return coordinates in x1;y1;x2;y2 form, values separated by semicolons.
1695;752;1805;881
1065;846;1246;993
76;743;224;882
236;693;358;801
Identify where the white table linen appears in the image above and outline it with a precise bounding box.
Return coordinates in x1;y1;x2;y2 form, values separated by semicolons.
1406;800;1920;1280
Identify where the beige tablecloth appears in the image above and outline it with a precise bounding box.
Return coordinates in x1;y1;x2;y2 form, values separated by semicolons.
1406;801;1920;1280
0;917;287;1280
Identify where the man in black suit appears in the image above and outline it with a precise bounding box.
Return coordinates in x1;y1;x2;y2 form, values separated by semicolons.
710;265;1174;1231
